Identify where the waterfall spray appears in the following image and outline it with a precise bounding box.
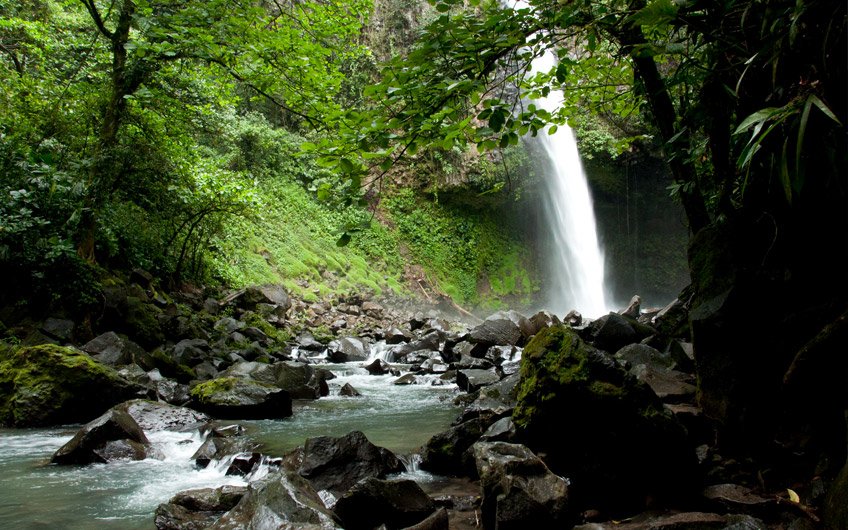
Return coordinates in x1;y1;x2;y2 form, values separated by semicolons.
509;1;608;317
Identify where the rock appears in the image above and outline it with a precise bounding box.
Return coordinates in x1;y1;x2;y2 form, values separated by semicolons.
309;369;332;397
702;483;774;513
384;327;412;345
116;400;210;432
479;417;516;443
118;364;151;385
298;430;404;498
401;507;449;530
82;332;147;367
456;369;500;393
41;318;75;341
585;312;637;352
393;373;417;385
825;461;848;530
473;441;570;529
614;343;675;371
668;340;696;372
454;355;493;370
51;408;149;465
333;478;436;530
364;358;390;375
297;333;326;352
192;426;251;469
652;297;690;338
225;452;263;476
564;309;583;327
171;339;210;367
619;295;642;318
494;310;536;341
339;383;362;397
242;284;292;312
420;416;496;476
528;310;561;335
469;317;523;348
214;317;244;335
362;301;384;318
193;362;218;381
470;372;521;413
0;344;141;427
631;365;696;403
273;361;319;399
573;512;761;529
512;324;698;511
189;377;292;419
124;295;165;348
155;379;191;406
209;470;338;529
154;485;247;530
328;337;368;363
393;331;441;358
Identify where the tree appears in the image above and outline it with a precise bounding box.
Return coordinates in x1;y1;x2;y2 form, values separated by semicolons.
319;0;847;477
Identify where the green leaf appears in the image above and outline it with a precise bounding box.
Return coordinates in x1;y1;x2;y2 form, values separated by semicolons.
548;124;558;135
809;94;843;126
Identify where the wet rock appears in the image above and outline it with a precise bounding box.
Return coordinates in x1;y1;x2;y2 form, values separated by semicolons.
473;441;570;530
528;310;561;335
41;318;75;342
192;425;251;469
564;310;583;327
393;373;417;385
479;417;516;443
242;284;291;313
825;461;848;529
117;400;209;432
614;343;675;371
328;337;368;363
273;361;319;399
454;355;493;370
364;358;390;375
296;333;326;352
586;313;637;352
298;430;404;498
573;512;761;529
702;483;774;513
155;379;191;406
225;452;263;476
209;470;338;529
189;377;292;420
619;295;642;319
362;301;384;318
214;317;244;335
385;327;412;345
118;364;151;386
171;339;210;367
394;331;441;358
339;383;362;397
82;332;147;367
631;365;696;403
512;324;698;511
309;368;332;397
469;317;523;349
0;344;141;427
652;297;690;338
469;372;521;414
420;415;496;476
456;369;500;393
402;507;449;530
154;485;247;530
334;478;436;530
52;408;149;464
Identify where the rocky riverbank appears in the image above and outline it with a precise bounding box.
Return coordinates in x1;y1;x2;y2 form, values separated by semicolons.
0;272;844;529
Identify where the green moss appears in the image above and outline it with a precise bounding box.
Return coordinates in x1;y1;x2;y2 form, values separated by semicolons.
242;311;291;345
0;344;136;426
190;377;238;402
151;349;196;383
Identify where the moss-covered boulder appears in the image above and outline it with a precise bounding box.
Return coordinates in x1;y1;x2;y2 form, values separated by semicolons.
513;324;697;513
189;377;292;419
0;344;141;427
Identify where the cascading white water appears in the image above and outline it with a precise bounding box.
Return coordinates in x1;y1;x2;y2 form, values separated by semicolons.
510;1;608;317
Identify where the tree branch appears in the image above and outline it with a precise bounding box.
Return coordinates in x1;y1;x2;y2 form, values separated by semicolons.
80;0;114;41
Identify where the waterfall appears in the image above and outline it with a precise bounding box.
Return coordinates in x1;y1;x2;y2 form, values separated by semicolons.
510;1;608;317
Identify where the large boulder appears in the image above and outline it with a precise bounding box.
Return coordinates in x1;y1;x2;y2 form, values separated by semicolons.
473;441;571;530
614;343;675;371
585;313;637;352
513;325;698;512
154;485;247;530
115;400;210;432
209;470;338;529
242;284;292;313
327;337;369;363
333;478;436;530
298;430;404;499
456;369;500;393
469;317;523;350
221;361;318;399
81;332;147;367
420;415;496;476
0;344;141;427
51;408;148;465
189;377;292;419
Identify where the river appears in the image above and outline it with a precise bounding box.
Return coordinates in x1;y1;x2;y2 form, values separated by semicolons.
0;363;461;529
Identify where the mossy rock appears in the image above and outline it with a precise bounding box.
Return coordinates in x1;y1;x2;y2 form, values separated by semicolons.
124;296;165;348
189;377;292;420
0;344;141;427
513;324;698;513
151;349;196;384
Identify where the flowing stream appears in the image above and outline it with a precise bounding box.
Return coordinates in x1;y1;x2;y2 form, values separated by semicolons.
511;1;608;317
0;362;460;529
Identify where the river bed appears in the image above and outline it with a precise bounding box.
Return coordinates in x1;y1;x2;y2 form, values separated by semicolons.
0;363;461;529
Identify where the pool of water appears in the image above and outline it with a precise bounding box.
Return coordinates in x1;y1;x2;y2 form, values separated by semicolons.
0;363;461;529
